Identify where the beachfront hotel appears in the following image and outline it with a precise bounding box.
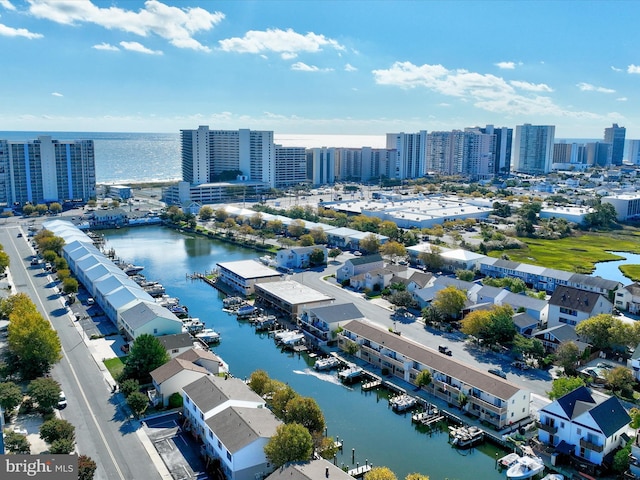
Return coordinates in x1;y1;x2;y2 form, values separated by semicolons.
0;135;96;207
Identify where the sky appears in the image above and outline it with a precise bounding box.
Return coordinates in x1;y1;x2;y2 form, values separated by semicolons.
0;0;639;140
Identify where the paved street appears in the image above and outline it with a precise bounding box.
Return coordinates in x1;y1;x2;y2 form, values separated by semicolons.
0;221;162;480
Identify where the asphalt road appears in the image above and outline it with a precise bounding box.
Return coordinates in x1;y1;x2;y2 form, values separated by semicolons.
293;257;554;399
0;221;160;480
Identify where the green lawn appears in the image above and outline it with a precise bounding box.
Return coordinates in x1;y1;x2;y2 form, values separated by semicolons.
489;231;640;273
104;356;126;380
620;264;640;282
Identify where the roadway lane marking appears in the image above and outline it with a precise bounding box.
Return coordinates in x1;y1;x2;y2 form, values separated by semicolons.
20;247;126;480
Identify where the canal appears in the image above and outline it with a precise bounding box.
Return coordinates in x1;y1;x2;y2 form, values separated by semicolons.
102;226;507;480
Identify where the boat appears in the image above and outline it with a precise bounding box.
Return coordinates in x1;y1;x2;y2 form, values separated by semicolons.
389;394;417;412
506;455;545;479
259;255;276;266
541;475;563;480
275;330;305;346
223;296;244;308
122;264;144;275
195;328;221;344
253;315;277;331
338;363;363;382
448;425;484;448
169;305;189;318
236;304;258;318
497;452;521;469
182;318;205;334
314;356;342;371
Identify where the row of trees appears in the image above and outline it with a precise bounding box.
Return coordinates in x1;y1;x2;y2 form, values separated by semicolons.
22;202;63;217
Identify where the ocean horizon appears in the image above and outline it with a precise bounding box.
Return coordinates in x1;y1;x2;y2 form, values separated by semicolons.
0;130;602;184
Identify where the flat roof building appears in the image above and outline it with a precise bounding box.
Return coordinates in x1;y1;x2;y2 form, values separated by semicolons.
254;280;334;320
217;259;282;296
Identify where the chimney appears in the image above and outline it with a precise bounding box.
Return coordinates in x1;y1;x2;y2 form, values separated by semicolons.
326;467;329;478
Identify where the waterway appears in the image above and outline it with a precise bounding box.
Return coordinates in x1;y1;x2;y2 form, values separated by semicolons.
591;251;640;286
101;225;507;480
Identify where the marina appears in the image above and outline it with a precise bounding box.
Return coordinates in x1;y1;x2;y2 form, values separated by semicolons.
101;225;512;480
389;393;417;412
448;425;485;449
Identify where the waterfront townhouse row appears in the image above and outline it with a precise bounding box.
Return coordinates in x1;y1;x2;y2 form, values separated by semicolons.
338;319;531;430
407;243;622;298
43;219;183;340
182;375;282;480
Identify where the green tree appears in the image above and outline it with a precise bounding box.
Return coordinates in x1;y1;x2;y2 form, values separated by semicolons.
613;440;633;473
119;378;140;397
432;286;466;320
421;306;443;325
198;206;214;221
27;377;61;413
379;221;399;240
389;291;415;309
418;246;443;271
364;466;397;480
309;248;326;266
62;277;79;294
248;370;271;397
630;407;640;430
575;314;617;349
121;334;169;384
380;241;407;264
78;455;97;480
299;234;315;246
309;227;327;245
405;474;430;480
42;250;58;263
34;230;65;254
49;202;63;215
50;437;75;454
548;376;585;400
22;204;36;216
269;385;298;420
0;381;23;417
287;219;306;238
7;294;62;379
0;250;10;272
35;203;49;215
555;341;581;375
126;391;149;418
4;431;30;454
605;366;635;397
40;418;75;444
415;370;432;389
455;269;474;281
263;423;313;467
214;208;228;222
461;310;492;339
328;248;342;261
285;396;325;434
359;233;381;254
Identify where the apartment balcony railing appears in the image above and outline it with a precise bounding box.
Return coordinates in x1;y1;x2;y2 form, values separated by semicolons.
537;422;558;434
468;395;506;415
580;438;603;453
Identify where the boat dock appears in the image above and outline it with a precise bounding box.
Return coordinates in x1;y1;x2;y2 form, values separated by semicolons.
347;464;372;478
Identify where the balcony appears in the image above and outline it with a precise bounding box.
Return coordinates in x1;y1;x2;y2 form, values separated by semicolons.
580;438;604;453
537;422;558;434
468;395;506;415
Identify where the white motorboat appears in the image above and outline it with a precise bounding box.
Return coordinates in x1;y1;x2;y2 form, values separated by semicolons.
314;356;341;371
506;455;545;479
195;328;221;344
497;452;521;469
389;394;417;412
541;474;563;480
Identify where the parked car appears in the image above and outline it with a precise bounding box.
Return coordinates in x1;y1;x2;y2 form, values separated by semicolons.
438;345;452;356
86;297;95;305
511;361;530;370
488;368;507;379
57;391;67;409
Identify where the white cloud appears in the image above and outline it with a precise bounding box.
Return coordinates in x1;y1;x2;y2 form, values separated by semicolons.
281;52;297;60
27;0;222;52
51;92;63;97
0;1;16;11
628;64;640;74
577;82;615;93
611;66;623;72
120;41;162;55
345;63;357;72
617;97;628;102
372;61;598;118
291;62;333;72
0;23;42;38
92;42;119;51
510;80;553;92
495;61;515;70
219;28;345;59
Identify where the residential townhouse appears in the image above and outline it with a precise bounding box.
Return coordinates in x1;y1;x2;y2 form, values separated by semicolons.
349;265;409;292
336;254;384;283
537;386;630;467
614;282;640;314
265;460;354;480
338;319;531;429
275;245;328;270
494;290;549;325
534;325;591;353
299;303;365;347
547;286;613;328
182;375;282;480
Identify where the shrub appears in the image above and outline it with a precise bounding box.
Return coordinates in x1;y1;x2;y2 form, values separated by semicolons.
168;392;183;409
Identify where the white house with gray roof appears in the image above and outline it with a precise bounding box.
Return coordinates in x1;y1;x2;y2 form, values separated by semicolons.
547;286;612;328
339;319;530;429
615;282;640;314
182;375;282;480
266;460;353;480
118;300;182;340
336;254;384;283
276;245;328;270
299;302;364;347
495;290;549;324
538;386;630;467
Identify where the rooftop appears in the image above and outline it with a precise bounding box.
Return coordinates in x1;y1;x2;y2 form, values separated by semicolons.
255;280;334;305
217;259;282;280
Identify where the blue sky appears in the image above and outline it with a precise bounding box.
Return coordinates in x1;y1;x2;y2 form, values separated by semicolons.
0;0;639;139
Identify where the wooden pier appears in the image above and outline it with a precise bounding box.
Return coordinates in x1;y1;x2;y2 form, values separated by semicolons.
347;464;372;478
361;379;382;391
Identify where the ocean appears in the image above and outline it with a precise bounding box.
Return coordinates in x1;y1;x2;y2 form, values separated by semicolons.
0;131;388;185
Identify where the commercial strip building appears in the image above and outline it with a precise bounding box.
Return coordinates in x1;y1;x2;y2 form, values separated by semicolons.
216;259;283;296
254;280;334;320
338;319;531;430
0;135;96;208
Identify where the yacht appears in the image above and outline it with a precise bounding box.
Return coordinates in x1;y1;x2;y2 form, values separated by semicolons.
506;455;545;479
195;328;221;344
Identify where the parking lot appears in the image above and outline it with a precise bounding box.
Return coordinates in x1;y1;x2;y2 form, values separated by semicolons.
143;412;210;480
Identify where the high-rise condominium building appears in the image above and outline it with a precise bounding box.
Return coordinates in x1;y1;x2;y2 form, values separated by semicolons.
274;145;307;188
0;136;96;207
627;140;640;165
604;123;626;166
386;131;427;180
180;126;275;186
479;125;512;175
512;124;555;175
425;129;494;180
553;143;587;167
585;142;612;167
335;147;394;183
307;148;336;185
